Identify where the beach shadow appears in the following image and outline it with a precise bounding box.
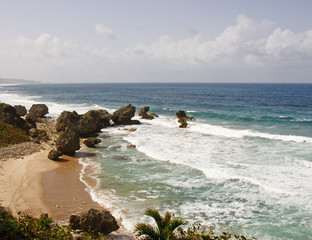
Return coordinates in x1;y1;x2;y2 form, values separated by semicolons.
75;152;97;158
52;158;70;162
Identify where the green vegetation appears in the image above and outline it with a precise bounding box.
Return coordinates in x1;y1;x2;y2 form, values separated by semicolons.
0;206;108;239
0;121;29;147
0;103;11;111
135;209;255;240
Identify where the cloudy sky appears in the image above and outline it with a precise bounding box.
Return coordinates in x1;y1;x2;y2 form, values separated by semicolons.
1;0;312;83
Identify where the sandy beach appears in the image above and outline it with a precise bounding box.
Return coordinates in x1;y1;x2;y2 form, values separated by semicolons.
0;149;101;220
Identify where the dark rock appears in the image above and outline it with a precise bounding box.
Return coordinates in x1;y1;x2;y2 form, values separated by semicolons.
25;112;39;125
83;137;102;148
138;106;154;120
176;110;187;119
178;117;187;128
0;103;29;130
112;104;140;125
79;209;119;235
150;112;159;118
29;104;49;118
187;116;196;121
128;144;136;148
48;149;63;160
13;105;27;116
69;214;81;230
56;110;111;137
55;130;80;155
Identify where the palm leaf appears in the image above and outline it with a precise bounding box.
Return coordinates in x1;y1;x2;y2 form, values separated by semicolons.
144;209;164;232
135;223;159;240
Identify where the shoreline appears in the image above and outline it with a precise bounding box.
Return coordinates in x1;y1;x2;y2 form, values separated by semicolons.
0;144;133;238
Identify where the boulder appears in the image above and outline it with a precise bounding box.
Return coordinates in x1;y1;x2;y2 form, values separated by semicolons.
112;104;140;125
138;106;154;120
13;105;27;116
0;103;29;130
178;117;187;128
150;112;159;118
176;110;187;119
70;209;119;235
83;109;112;130
29;128;48;142
48;149;63;160
83;137;102;148
29;104;49;118
56;110;111;137
55;130;80;155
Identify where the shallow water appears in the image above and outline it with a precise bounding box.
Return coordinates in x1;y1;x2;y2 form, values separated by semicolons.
1;83;311;239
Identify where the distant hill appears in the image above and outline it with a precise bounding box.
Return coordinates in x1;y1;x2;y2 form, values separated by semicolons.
0;77;40;85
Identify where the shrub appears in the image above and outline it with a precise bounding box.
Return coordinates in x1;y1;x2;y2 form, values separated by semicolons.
0;121;29;147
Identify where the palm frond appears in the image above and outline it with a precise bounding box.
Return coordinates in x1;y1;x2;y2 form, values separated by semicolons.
144;208;163;231
135;223;159;240
167;218;188;233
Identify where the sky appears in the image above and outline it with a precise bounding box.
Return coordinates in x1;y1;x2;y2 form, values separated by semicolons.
0;0;312;83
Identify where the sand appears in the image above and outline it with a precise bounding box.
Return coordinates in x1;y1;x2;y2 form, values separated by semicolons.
0;149;100;219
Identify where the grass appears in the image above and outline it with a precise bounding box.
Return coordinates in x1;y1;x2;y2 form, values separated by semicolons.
0;121;29;147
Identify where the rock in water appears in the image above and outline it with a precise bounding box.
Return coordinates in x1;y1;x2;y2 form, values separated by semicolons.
176;110;188;128
29;104;49;117
13;105;27;116
71;209;119;235
48;149;63;160
83;137;102;148
112;104;140;125
176;110;187;119
55;130;80;155
138;106;154;120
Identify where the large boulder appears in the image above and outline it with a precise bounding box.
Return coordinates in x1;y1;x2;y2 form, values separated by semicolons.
13;105;27;116
176;110;187;128
48;149;63;160
83;109;112;130
70;209;119;235
56;110;111;137
112;104;140;125
55;130;80;155
0;103;29;130
83;137;101;148
138;106;154;120
176;110;187;119
29;104;49;118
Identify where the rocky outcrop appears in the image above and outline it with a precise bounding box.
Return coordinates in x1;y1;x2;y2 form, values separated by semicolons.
13;105;27;116
69;209;119;235
56;109;112;137
55;130;80;155
29;104;49;118
138;106;154;120
176;110;195;128
29;128;49;142
48;149;63;160
83;137;102;148
0;103;29;130
150;112;159;118
112;104;140;125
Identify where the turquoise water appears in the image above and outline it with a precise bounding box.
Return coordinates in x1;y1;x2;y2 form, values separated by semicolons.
1;83;312;239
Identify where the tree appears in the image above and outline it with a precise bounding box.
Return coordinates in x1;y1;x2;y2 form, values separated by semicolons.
135;209;187;240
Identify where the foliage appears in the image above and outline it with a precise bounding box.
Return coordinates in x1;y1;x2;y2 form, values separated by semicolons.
135;208;188;240
0;121;29;147
135;209;255;240
0;103;11;112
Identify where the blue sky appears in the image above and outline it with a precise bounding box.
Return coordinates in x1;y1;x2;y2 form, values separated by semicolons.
1;0;312;83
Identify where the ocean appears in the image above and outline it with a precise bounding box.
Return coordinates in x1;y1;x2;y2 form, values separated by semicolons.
0;83;311;240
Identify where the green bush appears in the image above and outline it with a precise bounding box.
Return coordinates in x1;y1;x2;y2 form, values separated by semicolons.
0;121;29;147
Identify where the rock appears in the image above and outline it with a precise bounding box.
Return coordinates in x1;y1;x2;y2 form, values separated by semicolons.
83;109;112;130
123;128;137;132
150;112;159;118
112;104;140;125
48;149;63;160
128;144;136;148
187;116;196;121
83;137;101;148
25;112;39;125
138;106;154;120
0;103;29;130
29;104;49;118
176;110;187;119
13;105;27;116
78;209;119;235
178;117;187;128
55;130;80;155
56;110;110;137
69;215;81;230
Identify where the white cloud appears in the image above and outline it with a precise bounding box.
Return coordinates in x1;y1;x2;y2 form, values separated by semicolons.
0;15;312;82
95;24;116;39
